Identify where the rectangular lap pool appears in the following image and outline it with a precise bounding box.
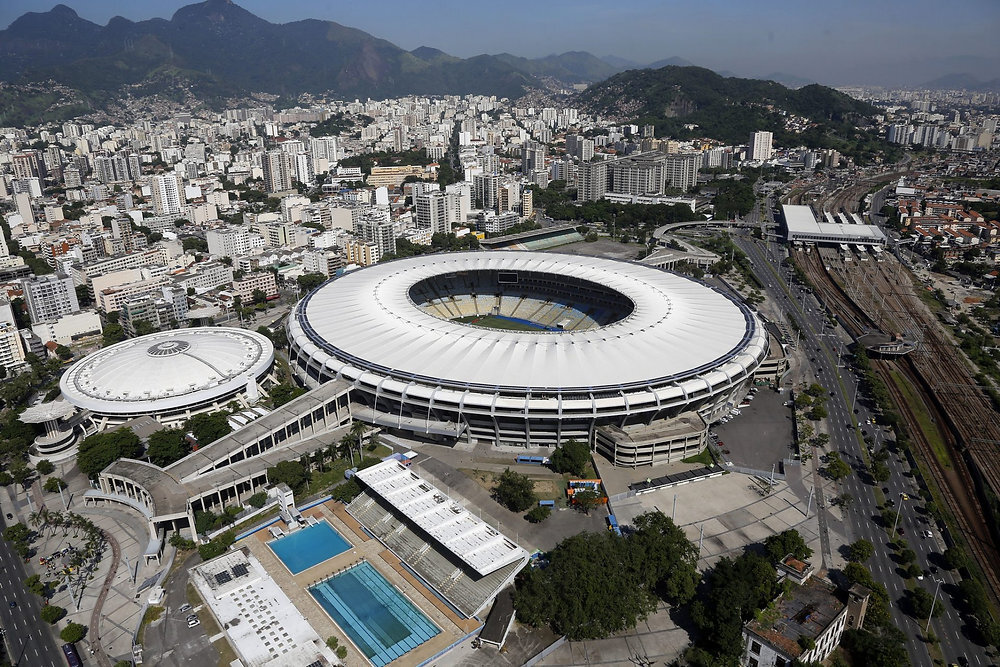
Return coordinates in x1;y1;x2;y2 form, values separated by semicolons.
309;561;440;666
268;520;351;574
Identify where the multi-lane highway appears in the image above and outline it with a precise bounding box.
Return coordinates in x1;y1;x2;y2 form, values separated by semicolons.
0;515;66;667
734;221;990;666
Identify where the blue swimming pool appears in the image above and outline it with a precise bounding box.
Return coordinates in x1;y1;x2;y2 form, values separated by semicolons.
309;561;440;667
268;521;351;574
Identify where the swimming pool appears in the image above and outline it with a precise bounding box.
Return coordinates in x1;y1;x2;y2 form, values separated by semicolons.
268;521;351;574
309;561;440;666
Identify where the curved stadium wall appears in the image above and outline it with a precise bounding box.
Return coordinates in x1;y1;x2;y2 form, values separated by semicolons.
287;252;768;447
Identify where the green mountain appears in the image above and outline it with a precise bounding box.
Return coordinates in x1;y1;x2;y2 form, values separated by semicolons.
0;1;540;112
577;65;890;162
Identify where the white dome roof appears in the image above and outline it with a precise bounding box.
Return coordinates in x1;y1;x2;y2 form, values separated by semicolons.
60;328;273;416
295;252;764;392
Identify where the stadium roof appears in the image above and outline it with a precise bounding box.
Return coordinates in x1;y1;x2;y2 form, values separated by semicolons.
298;252;762;392
356;460;528;576
60;328;273;415
782;204;887;245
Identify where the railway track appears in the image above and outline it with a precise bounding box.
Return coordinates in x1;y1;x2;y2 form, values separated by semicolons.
794;246;1000;605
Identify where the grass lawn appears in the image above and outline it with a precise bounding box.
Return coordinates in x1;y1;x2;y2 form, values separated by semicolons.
452;314;545;331
888;369;951;469
682;448;716;466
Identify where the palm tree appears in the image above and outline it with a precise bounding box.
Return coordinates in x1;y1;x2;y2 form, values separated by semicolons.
338;434;356;467
47;511;63;537
350;421;367;462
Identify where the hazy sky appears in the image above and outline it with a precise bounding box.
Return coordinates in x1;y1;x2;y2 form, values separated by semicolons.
1;0;998;85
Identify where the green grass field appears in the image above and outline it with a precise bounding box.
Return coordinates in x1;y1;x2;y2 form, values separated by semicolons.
452;314;543;331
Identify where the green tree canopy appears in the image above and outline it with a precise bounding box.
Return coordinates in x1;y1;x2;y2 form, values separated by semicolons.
296;272;327;294
76;428;142;478
40;605;66;623
763;529;813;564
514;531;657;640
549;439;591;477
823;452;852;481
186;412;232;445
846;539;875;563
266;460;308;494
629;511;699;605
60;622;87;643
35;459;55;475
493;468;536;512
146;428;190;467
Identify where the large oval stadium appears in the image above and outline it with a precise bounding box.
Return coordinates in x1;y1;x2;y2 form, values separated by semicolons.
287;252;768;452
61;327;274;429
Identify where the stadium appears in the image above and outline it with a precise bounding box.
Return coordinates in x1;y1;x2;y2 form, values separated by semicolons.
60;327;275;430
287;252;769;459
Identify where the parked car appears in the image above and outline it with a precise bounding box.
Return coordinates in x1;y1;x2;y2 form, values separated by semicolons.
178;603;192;614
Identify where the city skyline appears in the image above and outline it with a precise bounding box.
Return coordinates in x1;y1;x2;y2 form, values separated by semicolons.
0;0;998;87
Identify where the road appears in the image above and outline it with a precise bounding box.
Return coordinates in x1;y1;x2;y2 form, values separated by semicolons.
0;515;66;667
733;212;990;666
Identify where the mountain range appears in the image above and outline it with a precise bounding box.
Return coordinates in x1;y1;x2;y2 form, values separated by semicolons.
0;0;842;113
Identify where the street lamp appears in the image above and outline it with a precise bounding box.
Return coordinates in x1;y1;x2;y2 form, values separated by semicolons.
925;577;945;634
891;492;907;534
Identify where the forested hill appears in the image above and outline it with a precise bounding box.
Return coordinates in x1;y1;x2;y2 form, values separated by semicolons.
576;66;889;161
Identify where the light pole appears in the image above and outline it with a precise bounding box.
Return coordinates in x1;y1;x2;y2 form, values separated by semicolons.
925;577;945;634
891;492;906;534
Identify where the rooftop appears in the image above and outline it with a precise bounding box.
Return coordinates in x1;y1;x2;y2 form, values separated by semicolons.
745;577;846;659
355;460;528;576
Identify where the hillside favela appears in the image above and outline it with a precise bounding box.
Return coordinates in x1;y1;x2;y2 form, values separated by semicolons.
0;1;998;666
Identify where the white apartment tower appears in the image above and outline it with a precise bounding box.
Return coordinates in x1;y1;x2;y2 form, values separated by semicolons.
151;173;183;216
207;228;251;259
23;274;81;324
749;131;774;161
416;191;450;235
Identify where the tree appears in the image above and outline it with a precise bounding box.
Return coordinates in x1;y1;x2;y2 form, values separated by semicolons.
75;284;92;307
132;320;158;338
186;412;232;445
846;539;875;563
493;468;536;512
102;323;126;345
513;531;658;640
9;460;34;490
870;460;890;483
266;460;308;494
76;428;143;479
904;587;942;620
525;505;551;523
549;439;591;477
40;605;65;623
629;511;699;605
54;344;73;360
572;489;601;514
763;529;813;563
24;574;46;596
823;452;852;481
146;428;190;467
35;459;55;475
43;477;67;493
60;622;87;643
296;272;326;295
270;383;305;408
247;491;268;509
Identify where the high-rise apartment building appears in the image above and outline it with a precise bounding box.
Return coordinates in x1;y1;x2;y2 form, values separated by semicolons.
151;173;183;216
23;274;80;324
749;131;774;161
262;150;295;193
207;228;251;258
578;159;610;202
663;153;701;193
416;191;450;235
353;209;396;259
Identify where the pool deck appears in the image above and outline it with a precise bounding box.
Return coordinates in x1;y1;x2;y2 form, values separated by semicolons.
238;500;473;667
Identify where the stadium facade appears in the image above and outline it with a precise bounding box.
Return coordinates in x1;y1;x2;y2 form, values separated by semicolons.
288;252;768;453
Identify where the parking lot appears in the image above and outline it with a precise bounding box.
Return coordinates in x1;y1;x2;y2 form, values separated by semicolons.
712;386;795;471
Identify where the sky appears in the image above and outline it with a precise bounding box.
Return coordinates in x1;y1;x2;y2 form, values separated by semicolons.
1;0;998;86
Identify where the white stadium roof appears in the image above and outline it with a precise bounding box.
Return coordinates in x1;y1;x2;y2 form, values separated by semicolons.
782;204;887;245
356;460;528;576
298;252;760;392
60;328;274;415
